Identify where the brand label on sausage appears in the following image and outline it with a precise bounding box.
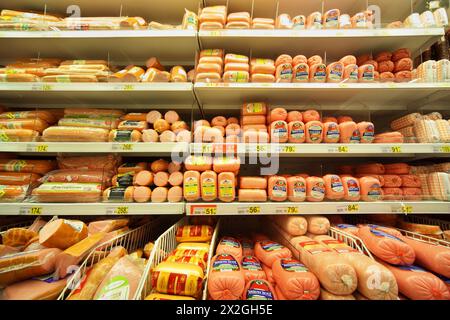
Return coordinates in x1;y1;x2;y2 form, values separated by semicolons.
113;130;133;142
272;179;287;198
213;254;240;272
201;177;216;196
184;177;199;196
0;132;10;142
278;64;293;80
242;256;263;271
255;59;272;65
202;49;221;57
347;65;359;81
350;129;361;143
95;275;130;300
260;240;284;252
310;181;325;199
271;121;288;139
0;185;5;198
108;187;127;201
292;15;306;28
298;240;331;254
370;228;404;242
293;64;309;81
324;10;339;28
115;173;134;187
328;64;344;81
330;175;344;193
219;179;234;199
361;65;375;81
120;121;140;127
228;71;249;83
397;265;426;273
293;180;306;197
219;236;241;248
336;224;357;229
290;122;305;140
280;258;308;272
4;160;27;172
308;125;323;142
361;124;375;142
325;123;339;141
321;239;358;253
367;183;382;200
354;13;368;28
246;103;263;114
312;64;326;81
63;219;84;233
246;280;275;300
37;183;102;193
345;179;360;198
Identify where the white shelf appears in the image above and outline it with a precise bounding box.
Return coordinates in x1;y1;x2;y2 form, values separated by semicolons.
0;202;185;215
0;30;198;66
0;82;194;108
191;143;450;157
186;201;450;215
199;28;444;58
194;82;450;110
0;142;190;155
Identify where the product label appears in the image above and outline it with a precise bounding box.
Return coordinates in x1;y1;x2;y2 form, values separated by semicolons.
361;124;375;142
330;175;344;193
228;71;248;83
349;129;361;143
242;256;263;271
0;185;5;198
95;275;130;300
153;270;202;296
121;121;140;127
292;15;306;29
60;118;113;128
370;228;404;242
246;280;274;300
347;66;359;81
290;122;305;140
336;224;357;229
64;219;84;233
108;187;127;201
308;125;323;142
293;180;306;197
311;181;325;198
255;59;271;65
260;240;284;252
113;130;132;142
293;64;309;81
0;132;10;142
354;13;368;28
313;64;326;81
324;10;339;28
325;123;340;141
184;177;199;196
37;183;102;193
56;75;71;83
172;249;208;262
280;258;308;272
278;64;293;80
246;103;263;114
298;240;331;254
328;64;344;81
367;183;382;200
212;254;240;272
321;239;358;253
345;179;360;198
115;173;134;187
201;177;216;196
202;49;221;57
271;121;288;139
397;265;426;273
271;179;287;198
220;236;241;248
219;179;234;199
361;65;375;81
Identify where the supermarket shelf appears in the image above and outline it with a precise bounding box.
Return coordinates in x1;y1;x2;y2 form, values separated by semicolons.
0;202;185;215
186;201;450;215
191;143;450;157
0;82;195;108
199;28;444;58
0;142;190;156
194;82;450;110
0;30;197;66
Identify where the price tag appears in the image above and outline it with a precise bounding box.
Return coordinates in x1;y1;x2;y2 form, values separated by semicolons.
36;144;48;152
190;205;217;215
281;145;296;153
247;206;260;214
338;146;349;153
401;205;412;214
286;207;298;214
30;207;42;215
440;145;450;153
204;207;217;215
112;143;134;151
123;84;134;91
201;144;213;153
115;206;129;215
256;145;267;152
391;146;402;153
347;204;359;212
42;84;53;91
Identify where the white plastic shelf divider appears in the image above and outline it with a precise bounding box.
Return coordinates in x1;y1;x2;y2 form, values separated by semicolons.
199;28;444;58
191;143;450;157
0;30;198;66
0;142;190;155
186;201;450;215
0;202;185;215
194;82;450;110
0;82;194;108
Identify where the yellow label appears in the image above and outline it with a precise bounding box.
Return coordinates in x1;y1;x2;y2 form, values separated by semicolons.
6;113;15;119
256;145;266;152
122;144;133;151
123;84;134;91
338;146;349;153
0;132;10;142
219;179;233;199
204;207;217;215
441;146;450;153
184;177;199;196
201;144;213;153
287;207;298;214
201;178;216;197
248;206;260;214
30;207;42;215
347;204;359;212
282;145;296;153
115;206;129;215
250;103;263;113
401;205;412;214
36;144;48;152
42;84;53;91
391;146;402;153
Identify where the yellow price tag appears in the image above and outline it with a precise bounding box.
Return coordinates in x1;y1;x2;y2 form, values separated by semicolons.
287;207;298;214
122;144;133;151
202;144;213;153
441;146;450;153
115;206;129;215
248;206;260;214
30;207;42;215
42;84;53;91
338;146;349;153
391;146;402;153
204;207;217;215
401;205;412;214
36;145;48;152
123;84;134;91
347;204;359;212
282;146;296;153
256;145;266;152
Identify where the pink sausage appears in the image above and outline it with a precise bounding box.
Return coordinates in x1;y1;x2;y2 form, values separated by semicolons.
270;120;288;143
288;121;306;143
242;115;266;125
133;186;152;203
322;117;338;123
337;116;353;124
270;108;288;122
142;129;159;142
306;176;325;202
323;174;344;200
167;186;183;203
238;189;267;202
227;117;239;125
323;122;340;143
268;176;288;202
239;177;267;189
133;170;154;186
305;121;323;143
151;187;168;202
164;111;180;124
302;110;320;123
176;129;192;143
287;176;306;202
154;171;169;187
159;130;176;142
339;121;360;143
242;125;267;132
211;116;227;127
168;171;183;186
225;123;241;136
168;161;182;174
213;157;240;173
200;170;217;202
287;111;303;123
194;120;210;129
146;110;162;124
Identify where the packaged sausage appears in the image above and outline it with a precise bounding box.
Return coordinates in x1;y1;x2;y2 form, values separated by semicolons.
0;118;49;133
58;154;120;171
117;120;148;132
43;126;110;142
323;9;340;29
40;169;112;186
0;129;39;142
0;184;29;202
102;186;134;202
108;130;142;142
32;183;102;202
118;162;147;174
170;66;187;82
0;110;56;124
218;172;235;202
0;159;55;175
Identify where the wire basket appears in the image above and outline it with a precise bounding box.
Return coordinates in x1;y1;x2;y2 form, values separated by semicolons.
136;217;221;300
402;215;450;231
58;216;170;300
328;227;374;259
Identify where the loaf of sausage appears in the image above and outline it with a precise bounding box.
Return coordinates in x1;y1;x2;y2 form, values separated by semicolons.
43;126;109;142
